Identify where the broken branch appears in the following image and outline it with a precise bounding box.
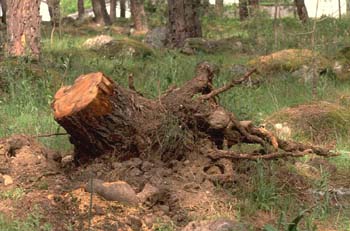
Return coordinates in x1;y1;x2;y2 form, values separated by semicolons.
200;68;257;100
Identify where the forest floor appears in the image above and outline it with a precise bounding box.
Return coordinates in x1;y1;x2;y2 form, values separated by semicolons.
1;15;350;230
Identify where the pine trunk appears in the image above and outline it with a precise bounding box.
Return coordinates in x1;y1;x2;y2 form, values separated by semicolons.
110;0;117;22
239;0;249;20
130;0;148;32
6;0;41;59
167;0;202;48
48;0;61;26
0;0;6;24
78;0;85;19
92;0;111;26
120;0;126;18
215;0;224;14
294;0;308;23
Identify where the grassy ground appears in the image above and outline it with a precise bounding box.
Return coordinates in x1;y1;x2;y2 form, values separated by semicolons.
1;11;350;230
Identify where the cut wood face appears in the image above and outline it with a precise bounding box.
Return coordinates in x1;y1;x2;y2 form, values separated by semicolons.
52;72;115;119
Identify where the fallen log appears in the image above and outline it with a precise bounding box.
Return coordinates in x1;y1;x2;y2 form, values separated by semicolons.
52;62;337;164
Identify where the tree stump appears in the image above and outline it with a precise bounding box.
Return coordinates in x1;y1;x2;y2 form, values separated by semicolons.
52;63;337;164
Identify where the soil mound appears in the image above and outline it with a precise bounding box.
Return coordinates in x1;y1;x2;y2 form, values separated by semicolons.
266;101;350;144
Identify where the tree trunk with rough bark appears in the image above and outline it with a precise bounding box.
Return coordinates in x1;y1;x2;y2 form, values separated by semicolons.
78;0;85;19
239;0;249;20
294;0;308;23
0;0;6;24
167;0;202;48
52;63;336;166
130;0;148;32
110;0;117;22
215;0;224;14
92;0;112;25
120;0;126;18
249;0;259;16
48;0;61;26
6;0;41;59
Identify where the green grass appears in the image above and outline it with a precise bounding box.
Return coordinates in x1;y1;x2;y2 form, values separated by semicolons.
0;213;52;231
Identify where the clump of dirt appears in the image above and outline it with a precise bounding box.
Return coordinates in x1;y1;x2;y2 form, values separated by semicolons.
266;101;350;145
0;134;346;230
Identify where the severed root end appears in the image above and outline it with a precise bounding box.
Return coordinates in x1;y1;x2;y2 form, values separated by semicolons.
52;72;115;119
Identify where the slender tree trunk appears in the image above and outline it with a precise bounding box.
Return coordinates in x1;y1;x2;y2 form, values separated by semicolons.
110;0;117;22
78;0;85;19
215;0;224;14
202;0;210;10
48;0;61;26
249;0;259;16
0;0;6;24
120;0;126;18
7;0;41;59
294;0;308;23
167;0;202;48
92;0;111;25
239;0;249;20
130;0;148;32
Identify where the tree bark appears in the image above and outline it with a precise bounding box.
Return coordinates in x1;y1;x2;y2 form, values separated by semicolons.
167;0;202;48
215;0;224;14
92;0;112;26
249;0;259;16
6;0;41;59
294;0;308;23
120;0;126;18
130;0;148;32
0;0;6;24
239;0;249;20
78;0;85;19
52;63;336;165
48;0;61;26
110;0;117;22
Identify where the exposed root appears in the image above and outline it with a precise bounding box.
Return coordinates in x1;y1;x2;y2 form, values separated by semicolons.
199;68;257;100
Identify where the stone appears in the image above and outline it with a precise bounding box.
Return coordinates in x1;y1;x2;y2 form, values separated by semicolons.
82;35;115;50
126;215;142;231
137;183;160;203
182;219;246;231
141;161;154;171
85;179;139;205
61;155;73;166
3;175;13;186
144;27;167;48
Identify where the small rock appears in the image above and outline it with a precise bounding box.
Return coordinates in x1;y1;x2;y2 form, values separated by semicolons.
82;35;115;50
3;175;13;186
85;179;139;205
204;165;222;175
94;205;105;215
129;167;143;176
143;214;156;228
61;155;74;167
158;205;170;214
182;219;245;231
137;183;159;203
144;27;167;48
112;162;123;169
141;161;153;171
126;215;142;231
126;158;143;168
294;162;321;180
184;160;190;165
